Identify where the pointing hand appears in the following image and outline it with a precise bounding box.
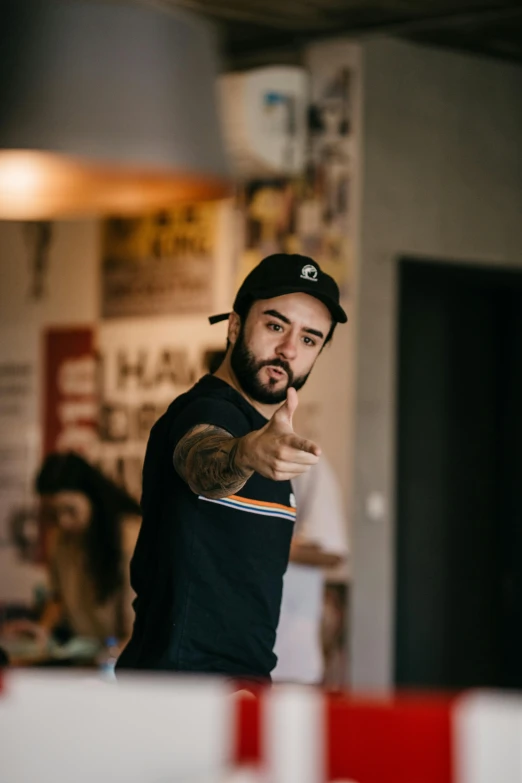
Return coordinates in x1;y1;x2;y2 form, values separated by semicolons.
238;387;321;482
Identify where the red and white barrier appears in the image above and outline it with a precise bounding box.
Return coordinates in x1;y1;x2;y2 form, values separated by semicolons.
236;687;522;783
264;686;324;783
454;692;522;783
1;668;522;783
235;689;455;783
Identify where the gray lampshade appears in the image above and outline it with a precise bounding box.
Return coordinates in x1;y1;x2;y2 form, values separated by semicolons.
0;0;231;219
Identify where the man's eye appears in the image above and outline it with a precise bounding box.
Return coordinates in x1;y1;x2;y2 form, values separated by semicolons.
303;336;316;346
268;323;283;332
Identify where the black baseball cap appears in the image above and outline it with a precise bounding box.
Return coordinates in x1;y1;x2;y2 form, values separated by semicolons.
209;253;347;326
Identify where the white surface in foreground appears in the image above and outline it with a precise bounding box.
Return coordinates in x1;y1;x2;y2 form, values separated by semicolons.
0;670;232;783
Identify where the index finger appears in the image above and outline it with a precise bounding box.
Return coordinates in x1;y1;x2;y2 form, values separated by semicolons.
286;434;321;457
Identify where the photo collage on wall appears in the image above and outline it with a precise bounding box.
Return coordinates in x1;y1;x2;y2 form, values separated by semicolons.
235;64;354;299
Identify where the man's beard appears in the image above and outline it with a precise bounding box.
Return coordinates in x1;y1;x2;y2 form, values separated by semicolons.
230;326;311;404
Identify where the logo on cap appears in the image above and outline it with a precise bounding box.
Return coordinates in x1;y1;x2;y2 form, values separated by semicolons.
300;264;318;282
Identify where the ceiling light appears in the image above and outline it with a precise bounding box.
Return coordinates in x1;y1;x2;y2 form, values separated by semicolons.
0;0;231;219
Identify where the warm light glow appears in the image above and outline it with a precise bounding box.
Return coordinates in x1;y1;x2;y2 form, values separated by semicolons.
0;153;44;199
0;151;231;220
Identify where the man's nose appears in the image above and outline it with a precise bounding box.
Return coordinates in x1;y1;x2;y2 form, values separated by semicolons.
276;333;298;361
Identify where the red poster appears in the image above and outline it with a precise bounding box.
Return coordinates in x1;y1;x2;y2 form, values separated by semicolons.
43;327;98;458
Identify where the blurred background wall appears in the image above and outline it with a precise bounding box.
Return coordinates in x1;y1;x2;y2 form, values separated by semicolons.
352;37;522;690
1;0;522;691
0;220;100;600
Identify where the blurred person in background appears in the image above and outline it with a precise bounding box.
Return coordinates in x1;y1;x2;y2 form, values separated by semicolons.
273;456;348;685
2;453;141;654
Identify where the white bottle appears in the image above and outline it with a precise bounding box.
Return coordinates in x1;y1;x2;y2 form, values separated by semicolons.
98;636;118;682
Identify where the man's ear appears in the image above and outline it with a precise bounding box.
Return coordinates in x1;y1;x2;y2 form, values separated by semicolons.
228;312;241;346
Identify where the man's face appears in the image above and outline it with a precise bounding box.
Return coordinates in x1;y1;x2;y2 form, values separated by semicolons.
230;293;332;404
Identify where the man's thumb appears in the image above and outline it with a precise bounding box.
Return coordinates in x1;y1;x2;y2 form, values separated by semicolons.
274;386;298;428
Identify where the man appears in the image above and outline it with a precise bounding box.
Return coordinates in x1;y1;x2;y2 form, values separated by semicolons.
273;457;348;684
117;253;347;682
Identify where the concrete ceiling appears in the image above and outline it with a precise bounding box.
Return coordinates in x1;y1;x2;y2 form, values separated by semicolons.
165;0;522;68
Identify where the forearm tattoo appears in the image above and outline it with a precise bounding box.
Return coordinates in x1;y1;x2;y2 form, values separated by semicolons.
173;424;252;499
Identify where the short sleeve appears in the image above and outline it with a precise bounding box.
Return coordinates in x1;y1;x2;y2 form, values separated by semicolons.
169;396;250;449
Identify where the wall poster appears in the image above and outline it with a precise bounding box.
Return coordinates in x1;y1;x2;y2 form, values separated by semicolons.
43;327;99;461
97;320;224;501
101;204;218;319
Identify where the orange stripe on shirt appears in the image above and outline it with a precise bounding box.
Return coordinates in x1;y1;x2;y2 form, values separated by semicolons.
227;495;295;514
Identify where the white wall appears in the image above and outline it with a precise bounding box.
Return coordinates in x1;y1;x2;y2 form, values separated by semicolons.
351;38;522;690
0;219;100;600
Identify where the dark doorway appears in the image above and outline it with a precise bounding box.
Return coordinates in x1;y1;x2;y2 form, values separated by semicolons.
395;258;522;690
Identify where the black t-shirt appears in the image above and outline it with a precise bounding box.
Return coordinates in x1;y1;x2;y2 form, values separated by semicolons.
117;375;295;679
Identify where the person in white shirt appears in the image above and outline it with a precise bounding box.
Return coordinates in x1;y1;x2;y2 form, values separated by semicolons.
273;456;349;684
